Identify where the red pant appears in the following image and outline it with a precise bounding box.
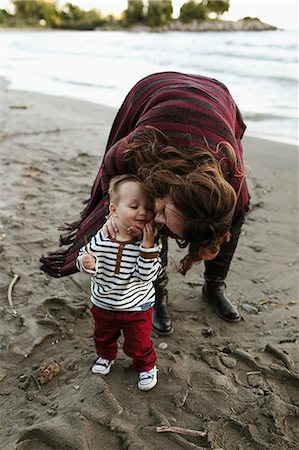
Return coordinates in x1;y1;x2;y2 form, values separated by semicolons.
91;306;156;372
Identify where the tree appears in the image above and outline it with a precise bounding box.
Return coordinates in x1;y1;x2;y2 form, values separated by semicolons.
40;1;60;26
10;0;105;30
13;0;45;21
12;0;60;26
146;0;173;27
56;3;104;29
205;0;230;19
123;0;144;26
0;8;11;24
60;2;85;22
179;1;207;23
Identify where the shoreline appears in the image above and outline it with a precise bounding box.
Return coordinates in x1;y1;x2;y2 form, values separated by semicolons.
1;77;297;148
0;18;279;33
1;80;298;450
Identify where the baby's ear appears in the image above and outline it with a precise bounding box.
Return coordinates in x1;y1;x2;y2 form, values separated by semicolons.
109;203;116;216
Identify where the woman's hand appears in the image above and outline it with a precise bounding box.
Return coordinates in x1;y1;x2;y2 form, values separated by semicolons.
102;215;118;239
142;223;156;248
82;253;96;270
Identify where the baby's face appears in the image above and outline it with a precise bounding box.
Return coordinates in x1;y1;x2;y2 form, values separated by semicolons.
112;181;154;232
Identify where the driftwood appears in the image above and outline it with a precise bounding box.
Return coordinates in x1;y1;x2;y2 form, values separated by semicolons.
265;343;295;370
156;426;206;437
8;273;19;316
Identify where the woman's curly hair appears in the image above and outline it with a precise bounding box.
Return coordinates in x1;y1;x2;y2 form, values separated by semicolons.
124;126;239;274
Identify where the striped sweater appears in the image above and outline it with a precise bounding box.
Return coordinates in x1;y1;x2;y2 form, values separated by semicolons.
76;230;161;312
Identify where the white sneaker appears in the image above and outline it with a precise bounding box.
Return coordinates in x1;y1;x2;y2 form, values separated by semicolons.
138;365;158;391
92;357;115;375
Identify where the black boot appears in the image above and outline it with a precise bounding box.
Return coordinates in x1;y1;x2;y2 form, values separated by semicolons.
202;279;240;322
152;287;173;334
203;207;248;322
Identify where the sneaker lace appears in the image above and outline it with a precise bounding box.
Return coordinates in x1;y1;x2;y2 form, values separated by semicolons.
97;357;110;368
139;368;155;381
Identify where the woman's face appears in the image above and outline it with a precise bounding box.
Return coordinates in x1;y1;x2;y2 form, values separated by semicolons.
154;196;185;238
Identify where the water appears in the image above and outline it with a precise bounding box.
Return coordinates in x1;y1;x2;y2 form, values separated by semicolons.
1;28;298;145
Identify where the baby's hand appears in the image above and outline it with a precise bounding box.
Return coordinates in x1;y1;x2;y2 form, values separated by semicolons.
82;253;96;270
142;223;155;248
127;223;144;238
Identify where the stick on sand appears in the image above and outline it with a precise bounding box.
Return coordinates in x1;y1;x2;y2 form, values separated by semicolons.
156;426;206;437
8;273;19;316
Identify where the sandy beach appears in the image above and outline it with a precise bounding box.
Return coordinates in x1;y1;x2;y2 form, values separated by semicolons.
0;79;298;450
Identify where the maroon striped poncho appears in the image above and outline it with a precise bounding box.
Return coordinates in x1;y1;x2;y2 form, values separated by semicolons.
40;71;250;278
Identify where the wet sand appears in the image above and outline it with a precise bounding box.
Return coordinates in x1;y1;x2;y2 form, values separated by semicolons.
0;80;298;450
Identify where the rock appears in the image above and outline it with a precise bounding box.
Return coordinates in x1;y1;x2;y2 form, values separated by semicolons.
202;327;215;338
220;355;237;368
36;360;61;385
252;387;265;396
158;342;168;350
242;304;258;314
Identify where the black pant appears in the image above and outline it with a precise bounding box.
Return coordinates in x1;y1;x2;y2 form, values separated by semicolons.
204;205;249;281
155;204;249;292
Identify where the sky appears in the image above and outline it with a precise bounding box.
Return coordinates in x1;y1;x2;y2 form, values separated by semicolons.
1;0;298;29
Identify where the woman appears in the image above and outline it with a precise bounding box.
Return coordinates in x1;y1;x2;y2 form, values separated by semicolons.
40;71;250;334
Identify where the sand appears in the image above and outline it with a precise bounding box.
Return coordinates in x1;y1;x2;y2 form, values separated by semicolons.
0;78;298;450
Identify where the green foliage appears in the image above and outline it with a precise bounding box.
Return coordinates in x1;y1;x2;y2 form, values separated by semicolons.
242;16;261;22
13;0;43;20
12;0;60;25
146;0;173;27
0;8;11;23
205;0;230;18
1;0;231;29
57;2;104;29
6;0;105;29
60;2;85;21
179;1;207;23
123;0;144;26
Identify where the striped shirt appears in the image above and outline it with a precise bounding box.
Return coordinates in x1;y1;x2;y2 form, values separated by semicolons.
76;231;161;312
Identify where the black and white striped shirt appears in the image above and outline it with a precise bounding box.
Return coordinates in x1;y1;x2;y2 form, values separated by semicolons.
77;230;161;312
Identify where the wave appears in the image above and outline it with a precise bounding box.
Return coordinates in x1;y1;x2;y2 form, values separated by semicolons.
46;46;297;65
181;58;298;83
47;76;115;90
198;50;298;64
16;45;297;65
224;40;298;51
243;111;299;122
245;130;298;146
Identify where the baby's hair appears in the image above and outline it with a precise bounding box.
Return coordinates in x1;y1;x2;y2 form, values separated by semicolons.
109;174;144;204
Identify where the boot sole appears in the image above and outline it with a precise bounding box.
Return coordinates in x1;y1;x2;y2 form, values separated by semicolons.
215;310;241;322
152;325;174;336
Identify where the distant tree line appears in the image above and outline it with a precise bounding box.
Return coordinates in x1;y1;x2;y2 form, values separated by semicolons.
0;0;230;30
